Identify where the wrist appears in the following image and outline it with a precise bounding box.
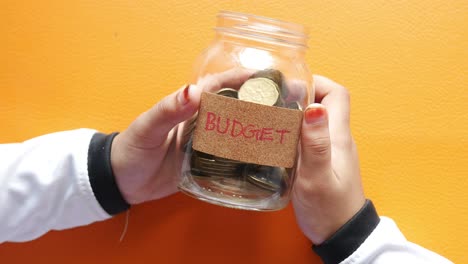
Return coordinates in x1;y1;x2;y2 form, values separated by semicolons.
109;133;142;205
312;200;380;264
298;194;366;245
87;132;131;215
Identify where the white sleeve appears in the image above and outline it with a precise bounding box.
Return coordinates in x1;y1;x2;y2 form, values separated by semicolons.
0;129;111;243
342;217;453;264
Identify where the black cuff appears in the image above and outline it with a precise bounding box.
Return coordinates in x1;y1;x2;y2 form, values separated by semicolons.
87;132;130;215
312;200;380;264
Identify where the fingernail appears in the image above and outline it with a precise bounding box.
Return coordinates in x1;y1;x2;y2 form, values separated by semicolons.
177;84;191;105
304;104;327;124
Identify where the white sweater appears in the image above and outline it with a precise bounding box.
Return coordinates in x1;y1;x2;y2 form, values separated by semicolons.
0;129;452;264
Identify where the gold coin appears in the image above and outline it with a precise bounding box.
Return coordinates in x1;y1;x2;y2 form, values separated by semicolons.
197;165;238;174
244;165;287;192
216;88;238;98
252;68;287;98
198;159;237;168
191;150;243;178
214;156;244;165
198;157;239;168
238;77;280;106
252;69;283;88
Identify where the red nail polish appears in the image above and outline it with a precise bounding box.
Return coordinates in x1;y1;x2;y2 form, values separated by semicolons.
178;84;190;105
183;84;190;102
304;105;327;124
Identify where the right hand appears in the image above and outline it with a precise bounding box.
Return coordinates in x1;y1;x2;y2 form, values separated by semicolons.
292;75;366;245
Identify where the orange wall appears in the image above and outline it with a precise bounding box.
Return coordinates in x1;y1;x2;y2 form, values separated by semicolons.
1;1;467;263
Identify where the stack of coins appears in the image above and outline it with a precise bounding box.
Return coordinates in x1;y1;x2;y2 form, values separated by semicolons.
191;151;244;178
243;164;288;193
187;69;299;194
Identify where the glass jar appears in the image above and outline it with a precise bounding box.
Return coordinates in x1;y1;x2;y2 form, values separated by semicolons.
177;11;312;211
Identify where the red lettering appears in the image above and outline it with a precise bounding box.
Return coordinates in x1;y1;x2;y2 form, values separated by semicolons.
242;124;256;139
205;112;216;131
231;119;244;137
216;117;230;134
260;128;274;141
254;129;262;140
275;129;290;144
203;112;292;144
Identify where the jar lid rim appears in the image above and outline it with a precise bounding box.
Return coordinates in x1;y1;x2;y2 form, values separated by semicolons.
218;10;309;37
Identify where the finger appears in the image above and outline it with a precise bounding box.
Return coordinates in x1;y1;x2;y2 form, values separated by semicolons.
283;79;309;103
300;103;334;180
311;75;351;143
130;84;199;147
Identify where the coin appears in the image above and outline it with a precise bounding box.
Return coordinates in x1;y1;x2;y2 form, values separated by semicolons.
252;69;283;87
244;165;288;193
216;88;238;98
238;77;280;106
191;150;243;178
252;68;288;98
188;69;293;194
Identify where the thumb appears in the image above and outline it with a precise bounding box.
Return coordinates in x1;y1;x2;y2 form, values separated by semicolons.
300;103;332;177
127;84;200;147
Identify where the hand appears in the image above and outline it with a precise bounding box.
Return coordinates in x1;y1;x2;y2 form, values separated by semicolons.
110;69;252;204
109;83;199;204
292;75;366;245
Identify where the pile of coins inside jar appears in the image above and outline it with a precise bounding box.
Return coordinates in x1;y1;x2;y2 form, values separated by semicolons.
183;69;301;197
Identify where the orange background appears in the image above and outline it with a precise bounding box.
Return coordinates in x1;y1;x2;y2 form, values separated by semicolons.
1;1;467;263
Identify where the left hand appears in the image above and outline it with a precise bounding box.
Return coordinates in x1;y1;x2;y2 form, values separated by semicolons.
110;69;252;204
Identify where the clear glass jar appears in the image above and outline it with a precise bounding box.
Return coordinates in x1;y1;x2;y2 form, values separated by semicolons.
177;11;312;211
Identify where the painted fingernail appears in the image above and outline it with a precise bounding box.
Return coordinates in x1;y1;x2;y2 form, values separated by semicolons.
304;104;327;124
177;84;191;105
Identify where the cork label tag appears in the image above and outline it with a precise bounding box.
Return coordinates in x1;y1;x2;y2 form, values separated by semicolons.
192;92;303;168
